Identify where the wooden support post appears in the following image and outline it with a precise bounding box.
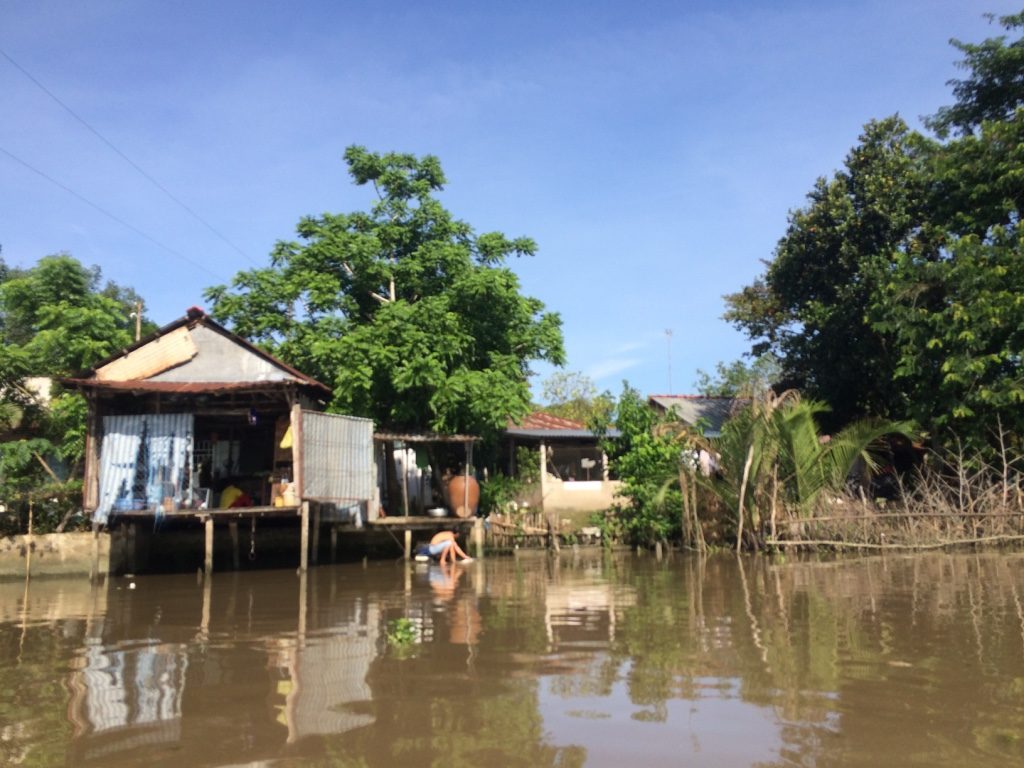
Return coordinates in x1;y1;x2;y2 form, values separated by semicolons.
229;521;239;570
297;571;308;647
299;501;310;573
90;522;100;583
199;572;212;642
330;526;338;563
311;504;321;565
472;516;484;559
204;516;214;576
404;528;412;561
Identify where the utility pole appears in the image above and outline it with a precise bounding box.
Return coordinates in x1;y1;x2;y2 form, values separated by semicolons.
134;301;142;341
665;328;673;394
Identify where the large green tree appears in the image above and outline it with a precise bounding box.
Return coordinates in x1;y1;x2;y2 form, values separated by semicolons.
0;253;151;533
206;147;564;437
726;13;1024;455
724;117;933;429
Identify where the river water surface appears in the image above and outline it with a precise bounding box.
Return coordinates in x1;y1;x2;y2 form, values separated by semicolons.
2;550;1024;766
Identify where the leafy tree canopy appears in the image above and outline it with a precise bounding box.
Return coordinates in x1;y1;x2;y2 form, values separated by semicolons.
539;370;614;426
206;147;564;437
927;12;1024;137
693;353;781;398
726;14;1024;455
0;253;152;532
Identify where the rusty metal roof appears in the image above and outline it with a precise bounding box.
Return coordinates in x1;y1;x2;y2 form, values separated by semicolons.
373;431;479;443
505;411;618;440
63;379;304;394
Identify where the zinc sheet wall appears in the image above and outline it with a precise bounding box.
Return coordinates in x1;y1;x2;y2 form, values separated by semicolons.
96;413;194;525
301;411;375;509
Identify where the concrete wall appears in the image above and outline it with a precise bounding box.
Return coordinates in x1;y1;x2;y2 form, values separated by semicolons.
0;531;109;579
542;479;621;514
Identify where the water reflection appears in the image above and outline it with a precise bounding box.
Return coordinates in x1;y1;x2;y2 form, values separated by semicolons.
2;551;1024;765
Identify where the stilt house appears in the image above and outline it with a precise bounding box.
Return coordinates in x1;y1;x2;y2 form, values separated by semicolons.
65;308;378;530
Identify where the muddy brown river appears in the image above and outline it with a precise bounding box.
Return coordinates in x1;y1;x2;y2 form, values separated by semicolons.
2;550;1024;766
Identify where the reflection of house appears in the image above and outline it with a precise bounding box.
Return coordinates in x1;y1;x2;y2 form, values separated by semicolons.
544;572;637;649
648;395;739;437
505;412;621;515
67;643;188;761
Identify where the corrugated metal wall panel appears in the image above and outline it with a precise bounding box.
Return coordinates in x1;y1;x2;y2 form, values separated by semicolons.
96;414;194;524
301;411;375;508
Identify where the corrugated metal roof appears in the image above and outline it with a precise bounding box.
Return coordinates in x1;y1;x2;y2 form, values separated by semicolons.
648;395;742;435
66;308;330;394
64;379;301;394
505;410;617;439
373;432;478;443
506;427;620;440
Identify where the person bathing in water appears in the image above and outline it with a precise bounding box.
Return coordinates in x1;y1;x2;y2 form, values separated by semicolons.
428;530;473;564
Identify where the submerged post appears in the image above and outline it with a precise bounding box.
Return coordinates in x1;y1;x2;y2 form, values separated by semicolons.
404;528;412;561
229;521;239;570
204;516;214;576
311;505;321;565
472;516;484;559
299;501;310;573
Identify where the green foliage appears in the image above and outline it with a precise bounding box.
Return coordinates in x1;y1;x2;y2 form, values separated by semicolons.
0;254;139;373
693;353;781;397
927;12;1024;137
725;117;931;430
726;17;1024;457
602;384;682;545
206;146;564;438
0;253;148;533
480;473;525;516
514;445;541;486
539;370;615;426
696;392;916;549
386;617;418;647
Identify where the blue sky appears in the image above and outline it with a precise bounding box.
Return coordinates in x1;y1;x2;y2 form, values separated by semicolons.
1;1;1019;399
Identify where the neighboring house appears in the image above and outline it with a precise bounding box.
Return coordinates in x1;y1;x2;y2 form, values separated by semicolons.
64;307;377;527
647;395;741;437
504;411;621;516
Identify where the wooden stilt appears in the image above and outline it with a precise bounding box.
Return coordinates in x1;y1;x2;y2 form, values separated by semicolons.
404;528;412;561
297;571;308;647
311;504;321;565
299;501;310;573
199;573;212;642
330;526;338;562
204;516;214;576
472;516;484;559
229;521;239;570
90;522;100;583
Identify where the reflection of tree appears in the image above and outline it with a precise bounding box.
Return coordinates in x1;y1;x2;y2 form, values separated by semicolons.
0;622;83;765
606;553;1024;766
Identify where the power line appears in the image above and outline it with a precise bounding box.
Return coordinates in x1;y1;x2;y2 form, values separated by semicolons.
0;144;226;281
0;46;260;267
